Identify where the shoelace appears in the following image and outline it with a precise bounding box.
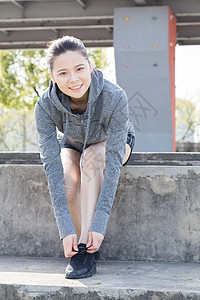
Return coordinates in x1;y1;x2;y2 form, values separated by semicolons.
73;249;87;263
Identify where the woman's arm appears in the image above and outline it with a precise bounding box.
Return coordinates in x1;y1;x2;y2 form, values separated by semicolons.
89;90;129;236
35;100;76;239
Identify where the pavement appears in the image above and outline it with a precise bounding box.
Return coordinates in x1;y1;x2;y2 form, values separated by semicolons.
0;255;200;299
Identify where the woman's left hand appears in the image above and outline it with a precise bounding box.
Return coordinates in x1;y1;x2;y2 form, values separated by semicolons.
86;231;104;253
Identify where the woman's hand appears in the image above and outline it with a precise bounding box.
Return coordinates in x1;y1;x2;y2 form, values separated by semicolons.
86;231;104;253
62;234;78;258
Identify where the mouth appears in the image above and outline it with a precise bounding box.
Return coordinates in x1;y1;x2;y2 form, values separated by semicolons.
69;84;83;91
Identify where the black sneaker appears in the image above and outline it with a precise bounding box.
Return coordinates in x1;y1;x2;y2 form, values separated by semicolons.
93;250;100;261
65;243;96;279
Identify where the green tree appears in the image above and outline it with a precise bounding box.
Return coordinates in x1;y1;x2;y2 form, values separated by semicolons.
0;49;49;150
88;48;109;69
176;98;200;142
0;49;49;110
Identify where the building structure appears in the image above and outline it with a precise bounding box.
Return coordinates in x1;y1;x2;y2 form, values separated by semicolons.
1;0;200;151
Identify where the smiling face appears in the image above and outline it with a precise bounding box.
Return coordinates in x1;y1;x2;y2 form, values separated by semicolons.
50;50;92;101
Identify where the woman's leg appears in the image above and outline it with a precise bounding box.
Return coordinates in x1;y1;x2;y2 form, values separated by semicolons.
60;148;82;236
79;141;106;244
122;143;131;165
79;141;132;244
61;142;131;243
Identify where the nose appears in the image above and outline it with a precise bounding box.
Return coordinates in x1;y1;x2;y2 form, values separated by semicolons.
69;72;78;83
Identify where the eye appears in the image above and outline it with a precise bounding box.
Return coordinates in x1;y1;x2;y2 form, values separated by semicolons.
59;72;67;76
77;67;84;71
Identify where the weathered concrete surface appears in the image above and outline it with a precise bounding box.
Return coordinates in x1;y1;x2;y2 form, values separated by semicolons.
0;255;200;300
0;164;61;257
1;152;200;166
1;164;200;262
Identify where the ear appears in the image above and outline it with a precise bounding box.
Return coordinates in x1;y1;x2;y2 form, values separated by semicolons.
89;60;93;73
50;72;56;83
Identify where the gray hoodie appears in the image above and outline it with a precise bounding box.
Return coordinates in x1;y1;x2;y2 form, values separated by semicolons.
35;68;135;240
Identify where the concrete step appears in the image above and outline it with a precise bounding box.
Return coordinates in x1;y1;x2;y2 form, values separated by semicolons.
1;164;200;262
0;255;200;300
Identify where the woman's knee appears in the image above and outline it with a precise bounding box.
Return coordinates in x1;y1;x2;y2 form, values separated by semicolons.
64;167;80;188
61;148;81;187
63;168;81;204
81;141;106;171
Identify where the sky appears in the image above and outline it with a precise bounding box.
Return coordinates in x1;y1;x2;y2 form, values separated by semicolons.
175;45;200;104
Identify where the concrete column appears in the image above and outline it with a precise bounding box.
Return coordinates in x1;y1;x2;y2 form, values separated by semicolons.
114;6;176;152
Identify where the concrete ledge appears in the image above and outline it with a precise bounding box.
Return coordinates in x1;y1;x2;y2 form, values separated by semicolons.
1;164;200;262
0;256;200;300
1;152;200;166
0;152;41;165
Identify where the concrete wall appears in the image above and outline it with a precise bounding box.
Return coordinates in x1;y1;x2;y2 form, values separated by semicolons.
114;7;176;152
1;163;200;262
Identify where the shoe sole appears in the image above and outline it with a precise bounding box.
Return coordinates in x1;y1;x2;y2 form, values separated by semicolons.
65;263;96;279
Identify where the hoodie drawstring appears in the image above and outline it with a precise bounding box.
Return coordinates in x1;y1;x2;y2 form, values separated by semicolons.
61;113;69;148
80;102;91;169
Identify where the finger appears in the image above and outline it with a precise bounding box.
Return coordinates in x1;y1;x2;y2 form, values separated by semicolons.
64;248;71;258
87;248;96;254
98;237;103;248
65;249;78;258
73;236;78;252
87;241;99;253
63;243;75;258
87;245;99;254
86;232;93;248
92;237;99;250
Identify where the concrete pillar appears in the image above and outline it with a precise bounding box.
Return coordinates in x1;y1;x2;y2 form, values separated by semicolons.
114;6;176;152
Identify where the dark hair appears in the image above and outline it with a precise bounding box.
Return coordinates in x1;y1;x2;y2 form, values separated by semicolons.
46;36;89;73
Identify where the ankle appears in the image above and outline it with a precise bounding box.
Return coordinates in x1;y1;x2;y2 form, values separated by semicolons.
79;239;88;245
79;235;88;245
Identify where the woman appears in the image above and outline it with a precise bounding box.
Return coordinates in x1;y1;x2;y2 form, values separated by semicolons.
35;36;135;279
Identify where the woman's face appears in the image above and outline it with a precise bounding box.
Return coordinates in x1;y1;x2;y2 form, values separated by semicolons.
50;50;92;100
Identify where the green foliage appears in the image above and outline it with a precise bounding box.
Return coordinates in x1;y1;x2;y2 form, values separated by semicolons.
0;50;49;110
176;98;200;142
88;48;109;70
0;49;49;150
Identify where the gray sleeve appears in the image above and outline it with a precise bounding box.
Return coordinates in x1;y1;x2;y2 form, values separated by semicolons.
34;100;76;239
89;90;129;235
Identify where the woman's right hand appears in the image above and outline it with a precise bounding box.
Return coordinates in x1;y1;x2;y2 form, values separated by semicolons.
62;234;78;258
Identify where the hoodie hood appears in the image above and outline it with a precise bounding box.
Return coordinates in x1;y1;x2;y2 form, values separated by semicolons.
47;68;104;167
